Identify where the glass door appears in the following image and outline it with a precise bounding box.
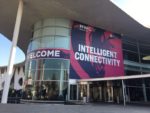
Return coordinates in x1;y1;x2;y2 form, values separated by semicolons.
79;84;87;100
70;84;77;100
90;86;102;102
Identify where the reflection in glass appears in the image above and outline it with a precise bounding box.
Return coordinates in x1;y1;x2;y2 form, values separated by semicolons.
24;59;69;101
28;36;70;51
25;81;68;100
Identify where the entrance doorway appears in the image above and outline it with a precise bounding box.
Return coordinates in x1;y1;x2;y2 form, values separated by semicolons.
79;84;87;100
89;81;122;103
90;82;103;102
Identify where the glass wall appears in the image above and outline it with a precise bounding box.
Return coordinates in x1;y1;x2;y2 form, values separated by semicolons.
122;37;150;102
24;59;70;100
122;36;150;75
24;18;71;101
28;35;70;52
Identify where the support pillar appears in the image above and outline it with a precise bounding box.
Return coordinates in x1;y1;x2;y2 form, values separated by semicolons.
122;80;126;106
87;82;90;102
67;82;70;101
1;0;23;104
142;79;147;102
59;62;64;96
77;83;79;100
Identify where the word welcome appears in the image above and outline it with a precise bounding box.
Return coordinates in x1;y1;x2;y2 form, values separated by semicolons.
27;49;60;59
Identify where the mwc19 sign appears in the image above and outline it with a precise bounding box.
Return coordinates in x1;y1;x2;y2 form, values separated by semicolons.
70;21;124;79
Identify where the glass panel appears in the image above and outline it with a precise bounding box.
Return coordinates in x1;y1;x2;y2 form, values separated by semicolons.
44;69;60;80
123;50;139;62
54;36;70;49
43;69;68;81
31;38;41;50
27;70;36;80
145;78;150;87
34;60;44;80
44;59;70;70
146;88;150;101
25;81;68;100
43;27;55;36
25;59;69;81
127;87;144;101
41;36;54;48
139;44;150;55
126;79;143;86
31;60;37;70
44;59;61;69
79;84;87;100
123;43;138;52
55;27;70;36
70;85;77;100
32;81;42;100
125;70;141;75
29;36;70;51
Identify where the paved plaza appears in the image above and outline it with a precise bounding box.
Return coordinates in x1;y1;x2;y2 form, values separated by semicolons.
0;103;150;113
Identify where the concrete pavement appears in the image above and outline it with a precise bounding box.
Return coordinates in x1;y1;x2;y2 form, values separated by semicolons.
0;103;150;113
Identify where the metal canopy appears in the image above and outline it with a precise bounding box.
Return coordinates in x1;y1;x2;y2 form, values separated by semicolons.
78;74;150;82
0;0;150;52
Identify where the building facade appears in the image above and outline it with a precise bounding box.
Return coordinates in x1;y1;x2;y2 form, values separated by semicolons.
23;18;150;103
0;64;25;102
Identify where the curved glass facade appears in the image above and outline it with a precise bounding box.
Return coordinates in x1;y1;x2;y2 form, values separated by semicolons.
28;35;70;52
24;18;71;101
27;18;70;52
25;59;69;100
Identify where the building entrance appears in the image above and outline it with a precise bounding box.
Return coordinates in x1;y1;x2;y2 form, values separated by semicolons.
70;85;77;100
79;83;88;101
89;81;122;103
89;82;103;102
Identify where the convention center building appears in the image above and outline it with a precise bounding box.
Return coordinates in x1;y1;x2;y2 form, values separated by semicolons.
0;0;150;104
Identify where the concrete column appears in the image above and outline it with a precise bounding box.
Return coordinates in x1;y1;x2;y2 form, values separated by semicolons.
111;84;114;102
67;82;70;101
107;81;113;102
1;0;23;104
59;62;64;96
122;80;126;106
99;86;102;100
77;83;79;100
87;83;90;102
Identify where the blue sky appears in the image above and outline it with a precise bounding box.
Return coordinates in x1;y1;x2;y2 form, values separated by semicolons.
0;33;25;66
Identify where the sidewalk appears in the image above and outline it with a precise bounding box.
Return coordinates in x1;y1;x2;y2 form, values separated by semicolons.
0;103;150;113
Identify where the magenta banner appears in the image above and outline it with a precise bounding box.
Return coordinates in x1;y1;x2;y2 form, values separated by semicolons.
70;22;124;79
27;48;70;60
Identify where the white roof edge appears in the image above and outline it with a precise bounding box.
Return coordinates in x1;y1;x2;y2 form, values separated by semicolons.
78;74;150;82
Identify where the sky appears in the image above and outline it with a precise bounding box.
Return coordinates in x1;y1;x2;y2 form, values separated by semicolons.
110;0;150;28
0;33;25;67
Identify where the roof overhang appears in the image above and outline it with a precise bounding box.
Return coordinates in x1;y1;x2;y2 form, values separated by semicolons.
1;0;150;52
78;74;150;82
